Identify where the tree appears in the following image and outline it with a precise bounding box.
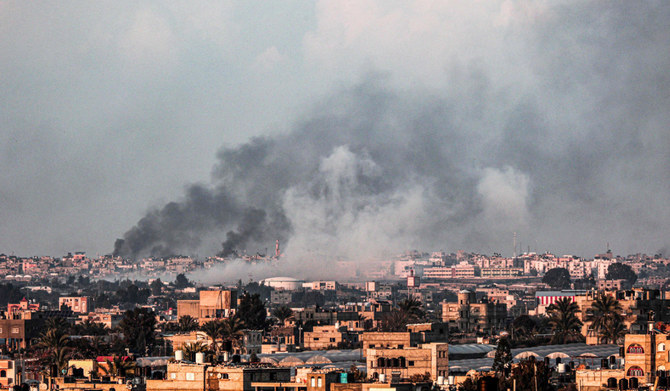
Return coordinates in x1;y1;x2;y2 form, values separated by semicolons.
606;263;638;285
547;297;583;344
182;342;209;361
509;357;551;391
237;293;267;330
492;337;512;375
380;309;413;332
99;357;135;378
150;279;163;296
511;315;539;345
586;294;625;344
542;268;571;289
398;297;424;321
36;328;71;373
177;315;199;332
175;274;191;289
272;306;294;325
119;307;157;354
220;315;246;353
201;320;223;354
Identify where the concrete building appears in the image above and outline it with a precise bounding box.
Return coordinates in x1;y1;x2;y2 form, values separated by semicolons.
59;296;93;313
442;291;507;334
145;362;294;391
366;342;448;381
303;325;358;350
177;290;237;323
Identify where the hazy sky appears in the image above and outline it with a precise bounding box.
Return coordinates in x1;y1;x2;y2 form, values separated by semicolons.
1;1;669;260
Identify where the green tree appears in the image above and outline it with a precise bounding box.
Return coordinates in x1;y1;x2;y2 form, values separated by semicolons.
150;279;163;296
398;297;424;321
175;273;191;289
200;320;223;354
237;293;267;330
542;268;571;289
177;315;199;332
182;341;209;361
511;315;539;345
220;315;246;353
272;305;294;325
36;328;71;373
586;294;625;344
547;298;583;344
98;356;135;378
380;309;413;332
492;337;512;375
606;263;638;285
119;307;157;354
509;357;551;391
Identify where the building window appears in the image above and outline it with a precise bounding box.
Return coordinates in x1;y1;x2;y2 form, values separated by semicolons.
310;378;316;387
11;328;19;334
0;370;6;377
317;378;322;387
627;344;644;354
659;343;666;352
186;373;195;381
409;361;414;366
627;366;644;377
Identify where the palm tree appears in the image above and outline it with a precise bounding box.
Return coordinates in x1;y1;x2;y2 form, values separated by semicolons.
182;341;209;361
200;320;223;354
221;315;246;354
36;328;71;373
99;356;135;378
586;294;624;344
547;298;584;344
272;306;294;325
380;309;412;332
178;315;199;332
398;297;424;321
600;318;627;345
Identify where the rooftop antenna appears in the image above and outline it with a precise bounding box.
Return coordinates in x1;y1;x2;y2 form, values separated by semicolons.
513;232;517;258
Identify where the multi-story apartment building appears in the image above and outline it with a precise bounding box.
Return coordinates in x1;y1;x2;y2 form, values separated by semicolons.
59;296;93;313
366;342;449;381
442;290;507;334
177;290;237;323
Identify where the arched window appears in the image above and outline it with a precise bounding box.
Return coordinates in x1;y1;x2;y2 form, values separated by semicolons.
627;344;644;354
627;366;644;377
658;366;666;371
399;357;406;368
659;343;666;352
392;358;399;368
377;357;385;368
0;370;6;377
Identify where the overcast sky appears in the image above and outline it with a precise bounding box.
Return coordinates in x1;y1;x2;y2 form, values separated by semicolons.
1;1;669;260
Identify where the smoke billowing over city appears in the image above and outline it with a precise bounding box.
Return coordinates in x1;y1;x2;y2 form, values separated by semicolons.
1;2;669;263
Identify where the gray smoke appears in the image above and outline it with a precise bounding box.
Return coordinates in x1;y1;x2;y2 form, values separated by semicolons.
114;2;670;261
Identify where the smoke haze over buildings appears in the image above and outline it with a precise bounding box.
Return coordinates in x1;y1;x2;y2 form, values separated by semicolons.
1;2;669;262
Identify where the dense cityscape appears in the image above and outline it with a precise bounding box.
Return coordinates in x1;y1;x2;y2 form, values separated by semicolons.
1;248;670;390
3;1;670;391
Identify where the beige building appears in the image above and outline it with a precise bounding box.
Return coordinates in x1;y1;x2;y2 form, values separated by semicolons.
146;362;294;391
442;291;507;334
366;342;448;381
177;290;237;323
59;296;93;313
303;325;357;350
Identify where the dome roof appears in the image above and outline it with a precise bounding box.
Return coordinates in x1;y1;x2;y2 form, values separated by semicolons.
262;277;304;282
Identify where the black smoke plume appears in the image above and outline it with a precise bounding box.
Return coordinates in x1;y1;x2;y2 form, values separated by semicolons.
114;3;670;260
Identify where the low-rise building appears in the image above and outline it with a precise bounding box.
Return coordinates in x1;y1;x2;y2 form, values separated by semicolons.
366;342;448;381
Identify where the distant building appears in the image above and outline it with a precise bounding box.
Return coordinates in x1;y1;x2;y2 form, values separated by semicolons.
367;342;449;381
177;290;237;323
59;296;93;313
442;290;506;334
